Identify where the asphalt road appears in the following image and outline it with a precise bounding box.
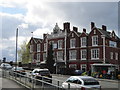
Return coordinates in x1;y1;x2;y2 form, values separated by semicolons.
52;74;119;89
1;69;120;90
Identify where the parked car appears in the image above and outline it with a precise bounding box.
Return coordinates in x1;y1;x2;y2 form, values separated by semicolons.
9;67;26;77
0;63;12;70
74;70;83;75
29;68;52;84
62;76;101;90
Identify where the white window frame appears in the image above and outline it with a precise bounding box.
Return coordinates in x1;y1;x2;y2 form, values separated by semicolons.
81;37;86;47
91;48;99;59
57;51;63;60
37;44;40;52
81;49;87;60
70;38;76;48
43;53;46;61
109;41;117;47
94;30;96;34
37;53;40;61
69;50;77;60
92;35;98;46
115;53;118;60
110;52;113;59
69;64;77;69
58;40;63;49
81;64;86;72
30;45;33;53
44;43;47;51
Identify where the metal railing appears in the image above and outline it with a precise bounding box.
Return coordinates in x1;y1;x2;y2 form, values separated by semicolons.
2;69;67;90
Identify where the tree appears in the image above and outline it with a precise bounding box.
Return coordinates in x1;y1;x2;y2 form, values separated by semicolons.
18;40;31;64
46;43;55;73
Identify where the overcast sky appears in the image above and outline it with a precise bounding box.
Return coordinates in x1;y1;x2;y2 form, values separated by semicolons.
0;0;119;62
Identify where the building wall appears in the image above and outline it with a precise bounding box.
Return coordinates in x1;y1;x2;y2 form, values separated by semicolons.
28;22;120;71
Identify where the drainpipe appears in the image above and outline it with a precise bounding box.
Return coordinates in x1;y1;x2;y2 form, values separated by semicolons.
64;29;67;67
101;35;106;64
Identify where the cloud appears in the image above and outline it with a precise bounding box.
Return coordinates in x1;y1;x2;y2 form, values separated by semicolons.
1;1;119;61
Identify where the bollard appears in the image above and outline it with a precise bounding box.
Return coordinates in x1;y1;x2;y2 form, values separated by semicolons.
57;81;59;90
68;83;70;90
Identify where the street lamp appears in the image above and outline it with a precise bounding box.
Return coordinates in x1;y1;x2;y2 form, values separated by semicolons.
15;28;18;71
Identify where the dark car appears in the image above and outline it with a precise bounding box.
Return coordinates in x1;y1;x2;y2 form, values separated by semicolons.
29;68;52;84
74;70;83;75
9;67;26;77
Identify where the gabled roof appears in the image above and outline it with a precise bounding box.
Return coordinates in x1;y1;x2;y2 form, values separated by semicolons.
97;28;111;38
68;30;81;37
28;37;43;44
98;28;120;40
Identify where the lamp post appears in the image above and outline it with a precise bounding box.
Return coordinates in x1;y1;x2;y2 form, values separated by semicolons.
15;28;18;71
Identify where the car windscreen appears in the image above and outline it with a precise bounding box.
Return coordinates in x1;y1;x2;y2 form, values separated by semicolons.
13;67;24;71
38;70;50;75
82;78;99;85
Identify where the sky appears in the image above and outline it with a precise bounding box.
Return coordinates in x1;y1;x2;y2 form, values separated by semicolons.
0;0;119;62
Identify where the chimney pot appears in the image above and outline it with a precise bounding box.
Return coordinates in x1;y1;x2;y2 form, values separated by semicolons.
91;22;95;29
73;26;78;32
43;34;47;38
83;28;86;33
102;25;107;31
63;22;70;33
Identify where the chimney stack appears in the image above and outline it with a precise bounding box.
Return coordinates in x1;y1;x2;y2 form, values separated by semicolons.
83;28;86;33
73;26;78;32
63;22;70;33
102;25;107;31
91;22;95;29
43;34;47;39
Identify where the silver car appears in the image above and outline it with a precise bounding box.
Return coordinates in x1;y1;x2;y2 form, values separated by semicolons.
62;76;101;90
0;63;12;70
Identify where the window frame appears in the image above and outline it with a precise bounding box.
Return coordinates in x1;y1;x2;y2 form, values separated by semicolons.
81;37;87;47
70;38;76;48
92;35;98;46
69;50;77;60
81;49;87;60
37;44;40;52
91;48;99;59
58;40;63;49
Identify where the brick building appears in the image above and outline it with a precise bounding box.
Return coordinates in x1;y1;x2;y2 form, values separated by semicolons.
28;22;120;71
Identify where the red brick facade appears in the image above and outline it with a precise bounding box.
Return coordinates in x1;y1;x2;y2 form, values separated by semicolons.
28;22;120;71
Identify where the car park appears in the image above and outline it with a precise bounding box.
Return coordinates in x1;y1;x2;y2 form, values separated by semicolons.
29;68;52;84
62;76;101;90
9;67;26;77
0;63;12;70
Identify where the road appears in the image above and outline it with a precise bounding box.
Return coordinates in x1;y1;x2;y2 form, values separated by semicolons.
52;74;119;90
1;69;120;90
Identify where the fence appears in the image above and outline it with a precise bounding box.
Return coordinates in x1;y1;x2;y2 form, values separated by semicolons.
2;69;71;90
